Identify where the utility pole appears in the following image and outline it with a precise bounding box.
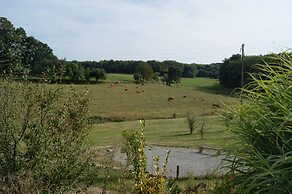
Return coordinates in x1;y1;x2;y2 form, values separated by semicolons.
240;43;245;104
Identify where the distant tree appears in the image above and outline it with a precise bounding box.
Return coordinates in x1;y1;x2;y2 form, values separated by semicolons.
153;72;160;82
134;62;154;81
133;73;143;84
196;63;220;78
91;68;106;82
219;54;272;88
182;64;196;78
84;67;91;81
66;62;85;81
165;64;183;86
147;60;167;75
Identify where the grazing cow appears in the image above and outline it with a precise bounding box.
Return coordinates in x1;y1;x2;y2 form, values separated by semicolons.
193;97;197;100
212;103;221;108
115;81;120;84
110;84;114;87
124;88;128;91
168;96;175;101
201;98;206;101
136;86;139;89
136;90;141;93
141;90;144;92
183;95;187;98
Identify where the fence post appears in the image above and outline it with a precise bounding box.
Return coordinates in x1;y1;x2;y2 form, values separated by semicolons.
176;165;179;179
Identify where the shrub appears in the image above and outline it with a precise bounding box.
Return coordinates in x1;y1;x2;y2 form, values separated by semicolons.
122;121;180;194
0;79;97;192
186;115;198;134
217;53;292;193
133;73;143;84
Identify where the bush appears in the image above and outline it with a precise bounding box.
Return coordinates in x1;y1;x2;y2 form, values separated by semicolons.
122;121;180;194
186;115;198;134
0;79;97;192
217;53;292;193
133;73;143;84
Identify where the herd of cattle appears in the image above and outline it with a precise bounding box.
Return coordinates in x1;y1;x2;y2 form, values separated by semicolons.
109;82;221;109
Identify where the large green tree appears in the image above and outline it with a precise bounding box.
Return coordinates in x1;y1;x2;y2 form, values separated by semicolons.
91;68;106;82
0;17;58;77
0;17;28;75
162;62;183;86
134;62;154;81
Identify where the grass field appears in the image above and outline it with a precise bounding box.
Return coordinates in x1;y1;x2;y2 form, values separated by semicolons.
58;74;239;148
62;82;238;120
105;73;133;83
88;116;235;148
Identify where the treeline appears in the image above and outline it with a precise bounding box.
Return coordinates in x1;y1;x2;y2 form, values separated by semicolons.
218;53;287;88
0;17;58;76
0;17;220;82
3;16;288;89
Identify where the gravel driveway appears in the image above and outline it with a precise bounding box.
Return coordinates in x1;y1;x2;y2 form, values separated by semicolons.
114;145;226;178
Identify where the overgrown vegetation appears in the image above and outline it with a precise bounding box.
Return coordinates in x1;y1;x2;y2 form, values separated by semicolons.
217;53;292;193
0;79;97;193
122;121;181;194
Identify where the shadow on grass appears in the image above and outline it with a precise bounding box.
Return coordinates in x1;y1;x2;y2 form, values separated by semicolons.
170;132;193;137
195;84;233;96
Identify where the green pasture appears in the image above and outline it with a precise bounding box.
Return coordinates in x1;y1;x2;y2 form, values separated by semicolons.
105;73;133;83
62;82;238;120
87;116;235;148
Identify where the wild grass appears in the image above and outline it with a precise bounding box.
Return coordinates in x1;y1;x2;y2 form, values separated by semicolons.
217;53;292;193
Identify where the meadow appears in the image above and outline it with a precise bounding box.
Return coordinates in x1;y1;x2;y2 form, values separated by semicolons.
62;74;239;149
88;116;236;148
63;74;238;121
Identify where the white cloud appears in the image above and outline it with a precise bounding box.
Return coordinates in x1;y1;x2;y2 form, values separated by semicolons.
1;0;292;63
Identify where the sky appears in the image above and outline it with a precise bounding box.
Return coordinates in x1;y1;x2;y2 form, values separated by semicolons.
1;0;292;64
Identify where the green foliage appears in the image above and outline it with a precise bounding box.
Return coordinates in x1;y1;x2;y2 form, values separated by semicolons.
133;73;143;84
165;64;183;86
134;62;154;81
121;129;142;170
0;17;57;77
196;63;220;78
218;53;292;193
182;64;196;78
65;61;85;81
122;121;182;194
0;79;97;192
153;72;160;82
91;67;106;82
219;54;277;88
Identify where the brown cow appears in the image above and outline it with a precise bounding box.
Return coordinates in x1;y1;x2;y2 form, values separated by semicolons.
212;103;221;108
168;96;175;101
183;95;187;98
